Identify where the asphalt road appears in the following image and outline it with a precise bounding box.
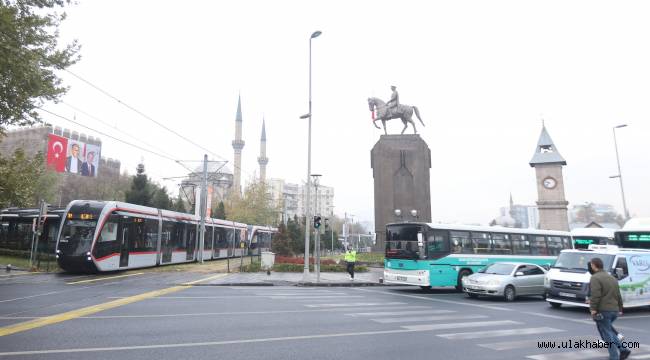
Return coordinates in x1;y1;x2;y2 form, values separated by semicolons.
1;270;649;360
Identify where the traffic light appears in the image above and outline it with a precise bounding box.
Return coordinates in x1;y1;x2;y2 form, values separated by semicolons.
324;218;330;229
313;216;322;229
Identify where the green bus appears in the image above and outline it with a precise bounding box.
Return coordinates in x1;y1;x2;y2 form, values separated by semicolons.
383;222;572;290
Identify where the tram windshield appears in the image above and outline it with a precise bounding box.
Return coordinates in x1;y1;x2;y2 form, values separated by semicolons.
59;220;97;256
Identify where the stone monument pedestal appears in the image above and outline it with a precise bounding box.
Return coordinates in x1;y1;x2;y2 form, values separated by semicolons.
371;135;431;252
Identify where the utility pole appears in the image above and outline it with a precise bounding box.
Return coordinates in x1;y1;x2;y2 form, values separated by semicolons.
198;154;208;263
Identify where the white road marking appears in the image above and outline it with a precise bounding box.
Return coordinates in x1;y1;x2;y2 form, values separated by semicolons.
402;320;521;331
267;296;365;300
347;310;455;317
372;314;488;323
0;327;437;356
438;327;564;340
355;288;510;311
305;302;406;308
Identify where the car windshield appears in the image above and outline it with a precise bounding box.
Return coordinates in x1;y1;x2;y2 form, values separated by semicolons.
481;263;515;275
553;252;615;271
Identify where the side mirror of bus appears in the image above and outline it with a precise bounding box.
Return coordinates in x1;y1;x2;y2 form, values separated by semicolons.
615;267;624;279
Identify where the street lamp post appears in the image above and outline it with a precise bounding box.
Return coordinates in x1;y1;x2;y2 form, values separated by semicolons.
611;124;630;220
311;174;322;282
301;30;322;279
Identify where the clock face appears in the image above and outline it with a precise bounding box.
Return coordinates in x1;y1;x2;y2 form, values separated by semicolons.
543;177;557;189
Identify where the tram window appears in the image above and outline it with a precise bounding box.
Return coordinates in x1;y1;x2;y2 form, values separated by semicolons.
94;215;119;258
511;234;530;255
491;233;512;254
450;231;472;254
161;221;174;244
204;226;213;250
226;228;235;249
530;236;548;255
215;227;228;248
472;232;490;254
547;236;563;255
144;219;158;251
173;223;186;249
98;220;118;242
235;229;242;246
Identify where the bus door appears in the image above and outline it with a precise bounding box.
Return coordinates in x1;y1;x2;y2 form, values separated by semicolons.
119;221;129;267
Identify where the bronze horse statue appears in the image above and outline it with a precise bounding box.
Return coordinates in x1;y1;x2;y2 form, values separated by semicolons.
367;97;424;135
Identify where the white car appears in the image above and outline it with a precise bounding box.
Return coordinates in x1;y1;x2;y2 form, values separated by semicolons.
462;262;548;302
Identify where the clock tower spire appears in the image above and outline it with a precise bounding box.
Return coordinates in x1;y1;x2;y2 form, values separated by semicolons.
529;124;569;231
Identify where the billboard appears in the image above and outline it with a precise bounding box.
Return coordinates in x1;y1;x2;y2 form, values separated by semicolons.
46;134;101;177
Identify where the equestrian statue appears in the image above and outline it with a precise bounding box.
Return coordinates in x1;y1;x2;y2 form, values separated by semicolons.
368;85;424;135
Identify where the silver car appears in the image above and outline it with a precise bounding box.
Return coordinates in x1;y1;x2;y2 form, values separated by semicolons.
462;262;547;302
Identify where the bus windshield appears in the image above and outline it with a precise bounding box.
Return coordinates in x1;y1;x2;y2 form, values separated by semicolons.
553;252;615;272
59;220;97;256
385;224;422;259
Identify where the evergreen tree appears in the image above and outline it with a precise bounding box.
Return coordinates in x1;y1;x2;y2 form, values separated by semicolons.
0;0;80;133
214;201;226;219
173;193;187;213
271;223;292;256
152;186;172;210
125;163;152;206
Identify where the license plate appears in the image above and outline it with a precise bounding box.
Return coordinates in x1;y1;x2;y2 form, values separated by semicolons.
396;276;407;281
559;292;577;298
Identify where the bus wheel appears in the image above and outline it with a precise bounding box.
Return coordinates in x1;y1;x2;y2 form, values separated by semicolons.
549;302;562;309
504;285;516;302
455;270;472;292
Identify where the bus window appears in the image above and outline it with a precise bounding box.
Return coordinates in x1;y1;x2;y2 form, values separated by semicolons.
491;233;511;254
426;231;449;258
561;236;572;249
450;231;472;254
511;234;530;255
530;236;548;255
547;236;564;255
472;232;490;254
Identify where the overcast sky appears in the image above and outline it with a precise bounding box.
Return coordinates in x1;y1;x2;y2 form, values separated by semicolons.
42;0;650;227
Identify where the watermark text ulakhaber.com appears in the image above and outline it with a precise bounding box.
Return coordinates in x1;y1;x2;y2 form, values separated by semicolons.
537;339;640;350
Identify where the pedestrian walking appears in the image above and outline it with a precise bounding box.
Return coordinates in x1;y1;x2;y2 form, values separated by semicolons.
589;258;631;360
344;246;357;280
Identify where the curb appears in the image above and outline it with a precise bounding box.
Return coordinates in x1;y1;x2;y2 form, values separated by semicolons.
295;282;385;287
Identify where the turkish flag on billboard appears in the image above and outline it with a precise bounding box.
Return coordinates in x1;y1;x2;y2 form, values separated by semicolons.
47;134;68;172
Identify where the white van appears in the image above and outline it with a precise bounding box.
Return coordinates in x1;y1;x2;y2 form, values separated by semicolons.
545;245;650;308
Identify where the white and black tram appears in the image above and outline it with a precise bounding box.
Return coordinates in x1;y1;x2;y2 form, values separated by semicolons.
55;200;270;272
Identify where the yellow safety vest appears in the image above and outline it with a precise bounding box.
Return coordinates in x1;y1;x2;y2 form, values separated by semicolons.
344;250;357;262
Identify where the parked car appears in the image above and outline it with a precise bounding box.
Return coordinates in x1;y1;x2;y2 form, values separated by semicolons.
462;262;547;301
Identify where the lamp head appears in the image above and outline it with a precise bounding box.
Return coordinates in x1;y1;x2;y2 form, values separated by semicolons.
394;209;402;217
410;209;418;218
311;31;322;39
300;113;310;119
615;124;628;129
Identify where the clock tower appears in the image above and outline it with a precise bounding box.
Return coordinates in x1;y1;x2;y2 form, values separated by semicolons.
529;125;569;231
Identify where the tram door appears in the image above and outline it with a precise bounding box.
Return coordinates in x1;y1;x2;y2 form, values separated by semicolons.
161;221;172;264
186;225;196;261
119;223;129;267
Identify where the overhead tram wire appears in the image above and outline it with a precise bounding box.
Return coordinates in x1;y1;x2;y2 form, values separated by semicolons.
2;33;251;179
61;101;179;162
38;108;194;173
63;70;224;160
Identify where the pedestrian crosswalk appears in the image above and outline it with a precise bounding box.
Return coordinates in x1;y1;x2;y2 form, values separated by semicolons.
255;287;650;360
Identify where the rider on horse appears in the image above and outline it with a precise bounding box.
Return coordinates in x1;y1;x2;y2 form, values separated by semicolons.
385;85;399;118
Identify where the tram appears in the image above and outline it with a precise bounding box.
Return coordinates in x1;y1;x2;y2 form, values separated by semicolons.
55;200;275;272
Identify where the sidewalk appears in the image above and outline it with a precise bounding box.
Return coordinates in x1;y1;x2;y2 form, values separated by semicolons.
192;267;385;287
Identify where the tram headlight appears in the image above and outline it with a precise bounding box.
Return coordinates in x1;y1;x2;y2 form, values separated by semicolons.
86;252;91;256
86;256;92;261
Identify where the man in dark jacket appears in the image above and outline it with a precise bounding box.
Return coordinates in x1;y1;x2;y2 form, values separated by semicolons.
589;258;631;360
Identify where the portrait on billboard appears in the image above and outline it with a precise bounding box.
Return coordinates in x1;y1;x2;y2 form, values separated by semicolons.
65;141;82;174
82;144;100;177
